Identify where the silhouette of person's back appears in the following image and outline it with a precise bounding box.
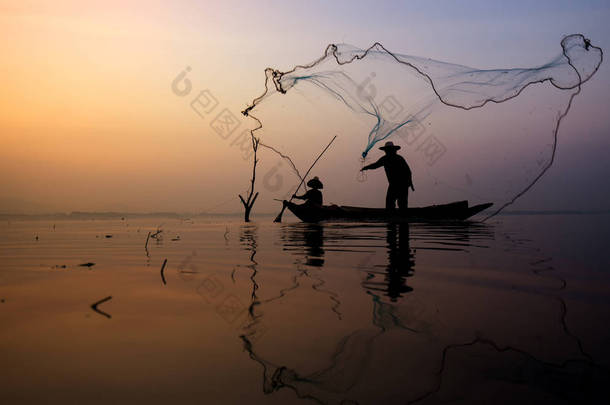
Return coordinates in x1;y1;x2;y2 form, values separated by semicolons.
361;141;414;211
293;176;323;206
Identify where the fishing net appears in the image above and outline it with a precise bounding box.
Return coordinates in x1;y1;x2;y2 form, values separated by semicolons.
244;34;602;217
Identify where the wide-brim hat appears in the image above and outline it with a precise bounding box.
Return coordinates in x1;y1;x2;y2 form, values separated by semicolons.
307;176;323;189
379;141;401;151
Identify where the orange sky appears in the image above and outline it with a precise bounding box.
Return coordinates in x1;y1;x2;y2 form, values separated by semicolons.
1;1;609;214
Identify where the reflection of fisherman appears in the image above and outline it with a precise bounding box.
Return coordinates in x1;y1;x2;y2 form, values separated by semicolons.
303;224;325;267
293;177;323;207
362;223;415;301
385;223;414;300
360;141;414;211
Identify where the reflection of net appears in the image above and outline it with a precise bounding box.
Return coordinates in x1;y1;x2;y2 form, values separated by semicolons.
239;221;610;403
240;283;423;403
241;328;383;404
243;35;602;217
240;292;424;404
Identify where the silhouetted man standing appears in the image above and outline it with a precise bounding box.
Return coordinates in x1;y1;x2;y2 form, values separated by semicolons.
361;141;414;211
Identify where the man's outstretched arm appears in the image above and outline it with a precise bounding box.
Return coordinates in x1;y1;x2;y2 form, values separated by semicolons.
361;157;384;171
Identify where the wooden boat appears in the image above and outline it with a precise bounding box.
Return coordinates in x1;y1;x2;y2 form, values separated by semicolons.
284;200;493;223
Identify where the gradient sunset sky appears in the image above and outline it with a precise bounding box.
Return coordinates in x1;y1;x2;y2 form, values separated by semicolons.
1;0;609;214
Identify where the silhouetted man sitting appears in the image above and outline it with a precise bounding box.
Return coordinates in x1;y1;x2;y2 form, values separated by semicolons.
360;141;414;211
293;176;323;207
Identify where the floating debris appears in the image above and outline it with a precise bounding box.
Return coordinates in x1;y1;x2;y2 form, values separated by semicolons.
171;235;181;241
35;235;38;241
79;262;96;268
104;234;113;238
1;299;5;303
90;296;112;318
160;259;168;285
52;265;67;269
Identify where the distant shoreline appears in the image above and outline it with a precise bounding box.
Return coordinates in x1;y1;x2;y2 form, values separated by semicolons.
1;209;609;220
498;210;610;216
0;211;264;220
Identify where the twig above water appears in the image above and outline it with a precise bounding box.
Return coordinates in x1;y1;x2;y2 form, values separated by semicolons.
145;231;151;257
238;135;260;223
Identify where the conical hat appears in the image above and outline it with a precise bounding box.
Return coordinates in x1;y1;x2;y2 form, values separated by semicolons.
307;176;323;189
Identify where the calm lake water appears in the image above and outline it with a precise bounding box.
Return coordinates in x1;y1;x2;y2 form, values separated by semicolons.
1;214;609;404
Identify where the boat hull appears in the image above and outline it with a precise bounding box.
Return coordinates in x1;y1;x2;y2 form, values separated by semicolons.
285;200;493;223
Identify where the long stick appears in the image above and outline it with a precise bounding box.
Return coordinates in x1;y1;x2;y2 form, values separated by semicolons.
274;135;337;223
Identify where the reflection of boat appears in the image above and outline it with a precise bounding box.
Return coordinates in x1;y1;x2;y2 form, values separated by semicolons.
241;220;498;404
285;200;493;223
